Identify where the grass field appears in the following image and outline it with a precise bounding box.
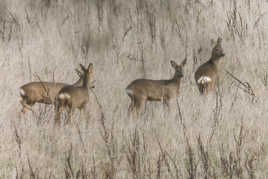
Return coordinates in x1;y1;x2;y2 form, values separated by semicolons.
1;0;268;178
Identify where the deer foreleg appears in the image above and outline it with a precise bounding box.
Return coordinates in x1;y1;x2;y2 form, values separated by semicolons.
135;98;146;119
20;100;34;113
127;101;135;119
166;99;177;119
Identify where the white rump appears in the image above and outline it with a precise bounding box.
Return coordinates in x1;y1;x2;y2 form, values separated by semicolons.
59;93;71;99
197;76;212;84
20;89;25;96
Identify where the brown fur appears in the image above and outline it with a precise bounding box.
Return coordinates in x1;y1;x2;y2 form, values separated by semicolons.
19;68;85;113
126;58;187;118
194;37;225;94
54;63;94;124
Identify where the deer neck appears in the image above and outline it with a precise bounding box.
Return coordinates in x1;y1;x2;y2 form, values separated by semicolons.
208;56;220;66
171;75;182;84
82;76;90;88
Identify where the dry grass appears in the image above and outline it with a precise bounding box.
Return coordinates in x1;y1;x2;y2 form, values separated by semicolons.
1;0;268;178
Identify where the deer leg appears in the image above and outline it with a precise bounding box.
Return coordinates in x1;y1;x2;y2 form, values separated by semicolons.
166;99;177;119
79;106;87;121
67;108;75;125
143;100;148;116
54;112;61;125
20;100;34;114
79;108;83;119
199;83;210;95
165;99;171;112
131;97;139;119
134;97;146;119
79;107;88;127
162;97;169;109
66;108;71;124
214;78;220;93
63;101;73;124
81;103;87;117
140;99;147;117
198;84;204;95
127;99;135;119
54;104;61;125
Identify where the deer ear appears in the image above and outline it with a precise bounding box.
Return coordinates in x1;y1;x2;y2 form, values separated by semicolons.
88;63;93;72
181;58;187;66
170;60;177;68
79;64;87;72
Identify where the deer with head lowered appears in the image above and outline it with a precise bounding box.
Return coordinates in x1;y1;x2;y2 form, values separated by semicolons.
195;37;225;95
19;66;86;114
126;58;187;119
54;63;93;124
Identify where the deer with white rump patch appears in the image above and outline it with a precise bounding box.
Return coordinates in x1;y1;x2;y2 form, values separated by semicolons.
54;63;93;124
195;37;225;94
19;66;85;114
126;58;187;119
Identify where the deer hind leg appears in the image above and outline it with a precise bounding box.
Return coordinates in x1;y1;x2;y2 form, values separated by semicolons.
20;100;31;113
54;97;65;125
214;78;220;93
54;103;61;125
198;83;209;95
198;84;204;94
20;99;35;115
207;82;217;94
54;112;61;125
66;104;73;124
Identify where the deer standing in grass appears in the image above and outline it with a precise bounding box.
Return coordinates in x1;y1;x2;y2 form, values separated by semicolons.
195;37;225;95
126;59;187;119
19;67;85;113
54;63;93;124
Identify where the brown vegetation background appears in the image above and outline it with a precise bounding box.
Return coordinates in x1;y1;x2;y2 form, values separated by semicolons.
1;0;268;178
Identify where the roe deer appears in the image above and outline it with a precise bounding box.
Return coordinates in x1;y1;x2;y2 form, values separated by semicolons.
195;37;225;95
19;67;85;113
126;58;187;119
54;63;93;123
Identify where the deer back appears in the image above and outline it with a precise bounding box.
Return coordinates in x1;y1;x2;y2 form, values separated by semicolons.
127;79;166;100
126;59;186;101
195;61;218;85
20;67;86;105
20;82;67;104
194;37;225;93
128;79;182;101
59;87;89;108
56;63;93;110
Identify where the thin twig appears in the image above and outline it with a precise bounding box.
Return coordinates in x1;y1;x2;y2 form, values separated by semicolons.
33;72;51;101
225;69;255;97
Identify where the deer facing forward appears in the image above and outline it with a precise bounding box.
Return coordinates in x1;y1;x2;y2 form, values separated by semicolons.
126;58;187;119
195;37;225;95
54;63;94;124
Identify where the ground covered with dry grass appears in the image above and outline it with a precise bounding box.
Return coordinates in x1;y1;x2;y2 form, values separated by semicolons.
1;0;268;178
